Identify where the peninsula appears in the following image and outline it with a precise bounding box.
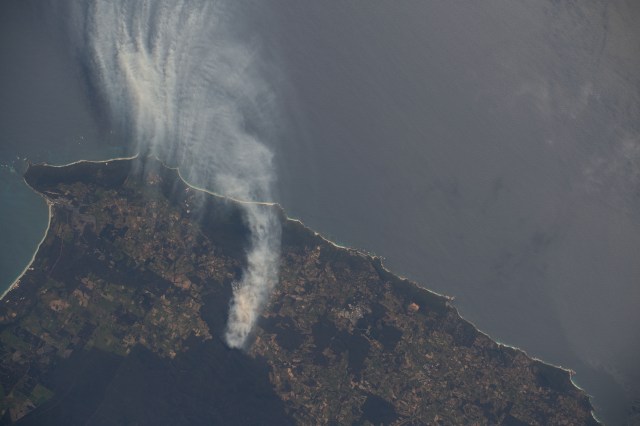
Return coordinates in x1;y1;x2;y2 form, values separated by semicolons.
0;157;598;425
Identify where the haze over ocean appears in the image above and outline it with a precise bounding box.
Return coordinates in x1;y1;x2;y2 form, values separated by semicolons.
66;0;282;349
1;1;639;423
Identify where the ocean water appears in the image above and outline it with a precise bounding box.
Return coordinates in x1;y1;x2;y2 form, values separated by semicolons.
1;1;639;424
259;2;640;423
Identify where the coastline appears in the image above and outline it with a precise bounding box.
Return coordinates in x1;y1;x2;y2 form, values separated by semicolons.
2;154;600;422
29;154;140;169
289;213;598;413
1;200;52;300
0;154;139;300
156;156;279;208
180;158;600;423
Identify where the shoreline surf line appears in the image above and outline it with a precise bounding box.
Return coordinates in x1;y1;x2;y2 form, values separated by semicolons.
1;201;52;300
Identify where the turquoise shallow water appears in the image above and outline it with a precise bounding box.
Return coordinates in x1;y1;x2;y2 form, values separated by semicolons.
0;165;48;292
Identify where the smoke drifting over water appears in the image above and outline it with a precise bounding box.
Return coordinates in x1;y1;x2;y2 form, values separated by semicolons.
72;0;281;348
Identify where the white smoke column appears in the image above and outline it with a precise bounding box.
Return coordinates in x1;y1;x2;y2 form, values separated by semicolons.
225;203;281;347
74;0;281;348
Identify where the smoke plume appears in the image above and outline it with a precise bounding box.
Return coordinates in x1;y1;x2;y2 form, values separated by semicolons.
70;0;281;348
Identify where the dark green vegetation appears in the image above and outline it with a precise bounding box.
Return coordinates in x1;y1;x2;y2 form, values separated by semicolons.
0;158;598;425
